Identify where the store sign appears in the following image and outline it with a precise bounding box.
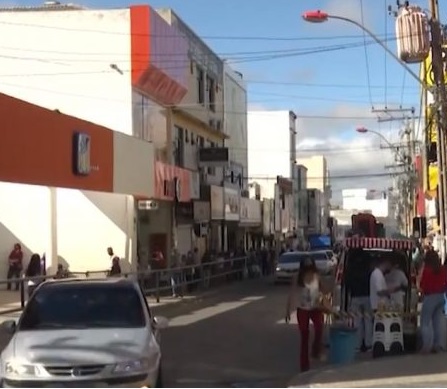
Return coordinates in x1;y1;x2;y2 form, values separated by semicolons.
262;200;271;236
210;185;224;220
138;64;187;106
194;201;210;222
72;132;91;176
190;171;200;200
224;187;240;221
240;198;261;226
154;161;191;202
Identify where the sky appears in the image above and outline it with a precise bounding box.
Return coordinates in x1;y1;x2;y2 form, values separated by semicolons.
6;0;441;202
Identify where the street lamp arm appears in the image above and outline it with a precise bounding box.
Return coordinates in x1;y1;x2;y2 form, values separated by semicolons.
365;129;393;147
324;14;428;91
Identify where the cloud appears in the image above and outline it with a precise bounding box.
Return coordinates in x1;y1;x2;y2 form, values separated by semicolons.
247;102;271;111
297;103;377;140
296;104;403;203
323;0;375;30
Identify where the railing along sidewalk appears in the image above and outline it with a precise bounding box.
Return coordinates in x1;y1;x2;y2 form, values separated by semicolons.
0;256;253;314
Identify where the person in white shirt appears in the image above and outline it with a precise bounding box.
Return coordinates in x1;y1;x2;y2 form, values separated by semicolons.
370;259;401;311
385;261;408;309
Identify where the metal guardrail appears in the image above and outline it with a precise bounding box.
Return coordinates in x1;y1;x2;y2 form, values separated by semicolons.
0;256;256;315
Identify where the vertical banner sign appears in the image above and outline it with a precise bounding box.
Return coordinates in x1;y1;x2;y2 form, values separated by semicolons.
274;184;281;232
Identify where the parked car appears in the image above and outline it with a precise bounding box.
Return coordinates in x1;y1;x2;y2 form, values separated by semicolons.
275;250;336;283
0;277;168;388
310;250;337;276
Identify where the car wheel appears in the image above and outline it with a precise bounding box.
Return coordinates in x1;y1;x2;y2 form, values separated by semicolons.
156;364;163;388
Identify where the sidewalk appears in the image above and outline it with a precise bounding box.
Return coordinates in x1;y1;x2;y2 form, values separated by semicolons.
288;354;447;387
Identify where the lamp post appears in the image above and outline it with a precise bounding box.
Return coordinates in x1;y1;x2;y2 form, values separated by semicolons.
301;10;429;91
356;126;409;163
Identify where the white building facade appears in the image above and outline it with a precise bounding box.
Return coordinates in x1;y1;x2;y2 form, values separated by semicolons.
296;155;331;235
340;188;398;236
248;110;297;242
0;5;193;274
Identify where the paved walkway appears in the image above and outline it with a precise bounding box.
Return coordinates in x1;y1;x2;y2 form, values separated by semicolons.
289;354;447;387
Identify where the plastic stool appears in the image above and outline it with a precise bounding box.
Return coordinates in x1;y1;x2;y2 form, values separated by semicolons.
372;313;404;358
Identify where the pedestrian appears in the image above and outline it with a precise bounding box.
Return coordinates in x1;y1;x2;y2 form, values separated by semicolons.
285;257;326;372
419;250;447;353
26;254;43;297
7;243;23;291
369;258;399;312
170;249;183;298
108;257;121;277
385;259;408;309
345;249;373;352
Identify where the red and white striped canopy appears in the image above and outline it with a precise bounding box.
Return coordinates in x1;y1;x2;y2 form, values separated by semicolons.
344;237;414;250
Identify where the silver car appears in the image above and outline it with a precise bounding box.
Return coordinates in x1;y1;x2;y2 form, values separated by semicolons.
310;250;337;276
274;251;309;283
0;278;168;388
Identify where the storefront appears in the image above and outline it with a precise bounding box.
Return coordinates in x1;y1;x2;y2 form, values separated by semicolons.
137;161;191;268
0;92;155;275
210;185;224;251
224;187;240;251
239;198;262;249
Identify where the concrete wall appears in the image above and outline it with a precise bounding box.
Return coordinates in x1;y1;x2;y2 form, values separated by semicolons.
224;64;248;189
0;9;133;134
156;8;224;130
0;182;135;277
248;111;295;199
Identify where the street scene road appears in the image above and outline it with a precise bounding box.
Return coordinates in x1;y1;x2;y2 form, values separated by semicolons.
151;279;301;388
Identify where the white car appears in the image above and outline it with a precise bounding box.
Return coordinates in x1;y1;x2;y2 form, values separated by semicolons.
0;277;168;388
310;250;337;276
275;250;337;284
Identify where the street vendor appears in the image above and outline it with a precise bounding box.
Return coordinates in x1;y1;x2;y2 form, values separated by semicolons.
385;259;408;309
370;259;402;312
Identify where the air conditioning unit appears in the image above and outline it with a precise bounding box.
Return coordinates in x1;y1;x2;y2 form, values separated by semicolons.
138;200;159;211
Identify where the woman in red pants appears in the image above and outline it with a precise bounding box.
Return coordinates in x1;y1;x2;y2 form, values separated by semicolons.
286;257;325;372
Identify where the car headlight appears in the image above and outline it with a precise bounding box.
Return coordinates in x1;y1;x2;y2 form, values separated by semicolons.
113;359;149;374
275;267;281;271
5;361;39;377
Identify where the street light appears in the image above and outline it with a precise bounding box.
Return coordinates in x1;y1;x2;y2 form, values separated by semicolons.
356;126;414;236
301;10;428;90
356;126;394;148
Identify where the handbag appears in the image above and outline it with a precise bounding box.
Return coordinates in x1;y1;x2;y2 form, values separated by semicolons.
318;294;333;314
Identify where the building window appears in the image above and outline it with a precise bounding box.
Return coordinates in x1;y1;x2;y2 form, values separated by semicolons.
207;141;216;175
206;75;216;112
197;66;205;105
174;125;185;167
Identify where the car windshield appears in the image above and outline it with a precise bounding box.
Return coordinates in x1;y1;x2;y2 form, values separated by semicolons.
278;253;309;264
310;252;328;261
19;284;146;330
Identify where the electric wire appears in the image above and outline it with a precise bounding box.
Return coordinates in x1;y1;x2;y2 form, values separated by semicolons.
383;0;389;107
359;0;374;108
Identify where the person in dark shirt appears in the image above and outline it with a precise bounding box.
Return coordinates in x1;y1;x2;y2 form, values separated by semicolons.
345;249;373;352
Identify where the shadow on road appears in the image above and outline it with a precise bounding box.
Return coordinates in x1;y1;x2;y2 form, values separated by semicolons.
153;279;302;388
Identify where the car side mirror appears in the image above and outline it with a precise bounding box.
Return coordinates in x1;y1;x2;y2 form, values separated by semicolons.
152;316;169;330
1;320;16;334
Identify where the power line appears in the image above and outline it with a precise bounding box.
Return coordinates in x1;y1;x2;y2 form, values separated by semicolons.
247;172;404;180
383;0;389;107
0;18;404;40
0;79;424;119
360;0;374;108
245;80;420;89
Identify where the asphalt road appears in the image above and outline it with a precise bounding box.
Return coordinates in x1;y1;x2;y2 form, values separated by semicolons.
152;278;304;388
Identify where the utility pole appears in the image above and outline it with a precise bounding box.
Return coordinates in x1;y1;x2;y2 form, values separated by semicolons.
428;0;447;254
374;107;416;236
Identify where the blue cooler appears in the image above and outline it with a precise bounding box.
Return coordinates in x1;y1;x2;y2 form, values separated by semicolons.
329;326;357;365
